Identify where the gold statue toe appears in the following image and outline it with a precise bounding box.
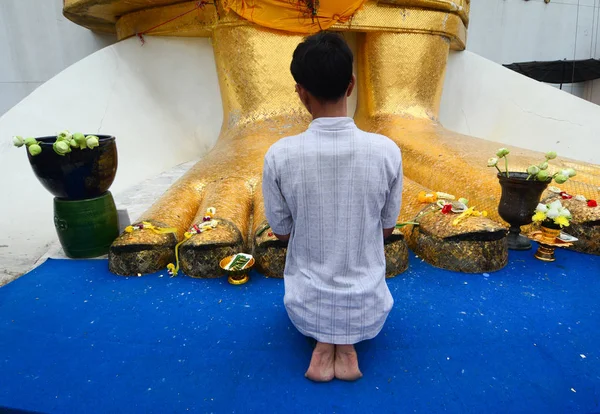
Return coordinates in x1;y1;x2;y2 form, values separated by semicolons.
384;232;409;278
109;220;178;276
180;220;245;278
253;221;287;278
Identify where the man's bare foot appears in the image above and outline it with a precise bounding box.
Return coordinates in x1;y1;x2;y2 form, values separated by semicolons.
334;344;363;381
305;342;335;382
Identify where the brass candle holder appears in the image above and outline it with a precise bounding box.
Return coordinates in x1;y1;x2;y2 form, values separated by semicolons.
219;254;255;285
528;228;575;262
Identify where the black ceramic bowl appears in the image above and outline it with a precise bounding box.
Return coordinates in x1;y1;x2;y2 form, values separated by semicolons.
27;135;118;200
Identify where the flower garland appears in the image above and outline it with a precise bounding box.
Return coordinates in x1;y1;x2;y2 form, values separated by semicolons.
548;187;597;208
125;208;218;277
125;221;178;235
167;208;218;276
417;191;487;226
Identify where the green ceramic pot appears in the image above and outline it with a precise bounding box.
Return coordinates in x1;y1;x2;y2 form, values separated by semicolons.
54;192;119;258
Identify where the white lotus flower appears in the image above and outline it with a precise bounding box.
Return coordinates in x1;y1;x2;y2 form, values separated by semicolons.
559;208;571;218
536;203;549;213
548;200;563;210
547;208;560;219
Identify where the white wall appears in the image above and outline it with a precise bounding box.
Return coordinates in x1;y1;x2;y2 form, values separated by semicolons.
468;0;600;102
440;49;600;164
3;0;598;114
0;0;115;115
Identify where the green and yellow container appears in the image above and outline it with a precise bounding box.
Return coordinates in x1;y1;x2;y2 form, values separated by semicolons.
54;192;119;258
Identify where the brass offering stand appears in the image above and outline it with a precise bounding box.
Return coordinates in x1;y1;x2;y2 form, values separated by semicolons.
528;229;575;262
219;255;255;285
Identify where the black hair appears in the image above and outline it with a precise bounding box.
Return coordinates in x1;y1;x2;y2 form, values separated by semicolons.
290;32;353;102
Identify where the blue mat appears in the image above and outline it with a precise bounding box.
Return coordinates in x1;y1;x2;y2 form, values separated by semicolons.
1;248;599;414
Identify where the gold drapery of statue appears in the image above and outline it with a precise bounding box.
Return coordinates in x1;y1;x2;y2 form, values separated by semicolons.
221;0;368;33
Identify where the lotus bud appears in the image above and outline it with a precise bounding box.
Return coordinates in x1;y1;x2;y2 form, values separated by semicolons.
57;130;72;141
496;148;510;158
458;198;469;205
13;136;25;147
487;157;499;167
554;174;569;184
536;170;549;181
24;137;37;147
85;135;99;149
545;151;557;160
527;165;540;175
539;162;548;170
28;144;42;156
565;168;576;177
73;132;87;149
69;139;79;148
53;140;71;156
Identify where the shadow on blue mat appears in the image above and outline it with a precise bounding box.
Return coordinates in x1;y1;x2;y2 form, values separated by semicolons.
0;248;599;413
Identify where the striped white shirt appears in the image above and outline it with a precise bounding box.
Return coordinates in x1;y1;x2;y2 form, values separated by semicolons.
263;117;402;344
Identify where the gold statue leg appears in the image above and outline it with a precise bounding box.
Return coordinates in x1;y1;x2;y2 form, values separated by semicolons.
354;30;600;221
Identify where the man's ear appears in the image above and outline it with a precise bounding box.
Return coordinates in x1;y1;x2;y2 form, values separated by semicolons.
296;84;311;112
347;74;356;97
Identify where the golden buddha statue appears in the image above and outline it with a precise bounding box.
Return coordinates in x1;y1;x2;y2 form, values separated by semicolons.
64;0;600;277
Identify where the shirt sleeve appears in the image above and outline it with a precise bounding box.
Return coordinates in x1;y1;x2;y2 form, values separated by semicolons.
381;157;403;229
262;153;293;235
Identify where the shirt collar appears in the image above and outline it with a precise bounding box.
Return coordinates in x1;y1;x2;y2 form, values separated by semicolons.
308;117;356;131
